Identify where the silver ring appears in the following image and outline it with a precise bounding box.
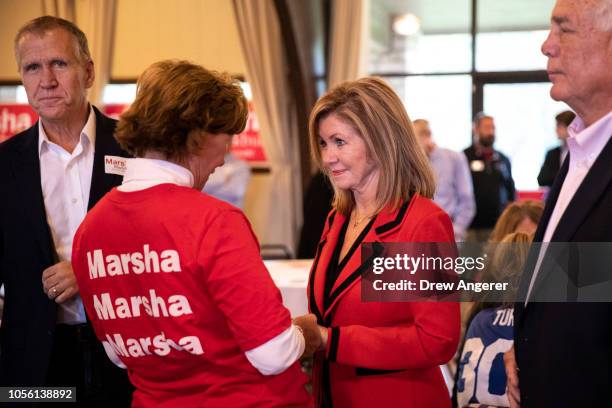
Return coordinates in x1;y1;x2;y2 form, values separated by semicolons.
52;287;58;295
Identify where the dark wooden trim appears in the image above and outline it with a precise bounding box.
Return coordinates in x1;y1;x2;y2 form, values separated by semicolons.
371;71;473;78
474;70;550;83
250;167;271;174
323;0;331;86
273;0;314;199
471;0;477;73
0;80;22;86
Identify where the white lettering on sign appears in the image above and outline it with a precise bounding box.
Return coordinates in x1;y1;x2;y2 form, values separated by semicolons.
0;108;33;138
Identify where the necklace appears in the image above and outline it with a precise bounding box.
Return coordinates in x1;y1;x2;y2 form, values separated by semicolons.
351;211;374;228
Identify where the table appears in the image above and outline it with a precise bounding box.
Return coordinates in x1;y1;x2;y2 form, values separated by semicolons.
266;258;455;394
265;259;312;318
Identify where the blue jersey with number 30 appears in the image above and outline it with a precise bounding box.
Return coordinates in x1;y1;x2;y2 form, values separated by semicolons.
456;307;514;407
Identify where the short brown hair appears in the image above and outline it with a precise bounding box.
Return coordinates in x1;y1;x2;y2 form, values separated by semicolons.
489;199;544;243
114;60;248;161
308;77;435;215
14;15;91;66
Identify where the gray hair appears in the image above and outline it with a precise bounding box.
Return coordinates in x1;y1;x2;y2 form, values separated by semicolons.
14;16;92;67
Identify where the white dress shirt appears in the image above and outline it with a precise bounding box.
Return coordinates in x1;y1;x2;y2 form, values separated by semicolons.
39;107;96;324
526;111;612;302
116;158;305;374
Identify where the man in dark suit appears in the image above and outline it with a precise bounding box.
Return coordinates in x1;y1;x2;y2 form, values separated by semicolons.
504;0;612;406
537;110;575;187
0;16;132;406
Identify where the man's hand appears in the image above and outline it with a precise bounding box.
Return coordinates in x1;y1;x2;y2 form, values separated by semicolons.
42;261;79;304
293;313;324;358
504;345;521;408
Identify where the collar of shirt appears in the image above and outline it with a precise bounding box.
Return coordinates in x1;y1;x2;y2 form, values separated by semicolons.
38;106;96;159
120;157;194;192
566;111;612;170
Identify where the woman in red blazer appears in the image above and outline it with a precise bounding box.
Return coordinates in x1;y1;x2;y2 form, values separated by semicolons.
298;77;460;407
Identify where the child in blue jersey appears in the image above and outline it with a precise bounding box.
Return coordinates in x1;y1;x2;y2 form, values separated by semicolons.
455;232;532;407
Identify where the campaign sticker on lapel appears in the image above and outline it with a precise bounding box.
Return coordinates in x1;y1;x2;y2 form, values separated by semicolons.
104;155;127;176
470;160;485;172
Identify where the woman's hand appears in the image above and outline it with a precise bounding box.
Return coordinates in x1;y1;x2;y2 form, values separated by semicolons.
294;314;325;358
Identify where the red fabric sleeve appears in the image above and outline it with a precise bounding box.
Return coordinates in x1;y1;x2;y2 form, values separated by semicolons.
197;208;292;351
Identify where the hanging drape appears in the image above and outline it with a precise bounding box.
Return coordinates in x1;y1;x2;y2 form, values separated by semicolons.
327;0;370;88
232;0;302;255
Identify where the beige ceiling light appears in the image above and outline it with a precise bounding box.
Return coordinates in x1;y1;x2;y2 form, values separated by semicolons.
392;13;421;36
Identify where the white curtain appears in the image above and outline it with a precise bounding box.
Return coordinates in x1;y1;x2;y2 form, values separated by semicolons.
327;0;370;88
76;0;117;106
42;0;76;21
232;0;302;255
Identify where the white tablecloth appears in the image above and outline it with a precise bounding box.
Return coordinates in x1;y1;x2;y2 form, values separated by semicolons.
265;259;312;318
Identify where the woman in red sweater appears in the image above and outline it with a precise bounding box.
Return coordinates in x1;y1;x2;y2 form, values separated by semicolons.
299;77;460;407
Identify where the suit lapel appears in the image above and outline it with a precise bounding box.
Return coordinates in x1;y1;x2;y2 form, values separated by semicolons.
320;200;411;321
87;106;122;210
11;125;55;265
535;155;569;242
551;136;612;241
522;135;612;310
309;211;339;324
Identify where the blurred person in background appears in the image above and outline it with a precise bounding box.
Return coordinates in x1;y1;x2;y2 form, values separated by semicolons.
464;114;516;242
71;60;316;407
453;200;543;405
203;152;251;208
295;77;460;408
454;232;532;408
414;119;475;241
537;110;576;187
488;200;544;243
297;171;334;259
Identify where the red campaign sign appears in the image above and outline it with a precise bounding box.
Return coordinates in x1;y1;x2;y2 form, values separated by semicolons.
103;102;267;163
231;102;267;163
517;190;545;202
102;103;130;119
0;104;38;142
2;102;267;163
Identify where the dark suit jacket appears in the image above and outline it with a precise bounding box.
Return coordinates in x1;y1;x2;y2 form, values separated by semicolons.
464;145;516;229
537;146;562;187
297;171;334;259
514;134;612;407
0;107;127;386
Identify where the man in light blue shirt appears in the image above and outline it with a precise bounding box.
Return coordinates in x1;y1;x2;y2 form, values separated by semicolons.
414;119;475;241
203;152;251;208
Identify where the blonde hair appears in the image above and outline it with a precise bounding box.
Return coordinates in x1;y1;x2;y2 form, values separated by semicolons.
115;60;247;161
485;232;533;287
489;200;544;243
308;77;435;215
466;231;533;325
